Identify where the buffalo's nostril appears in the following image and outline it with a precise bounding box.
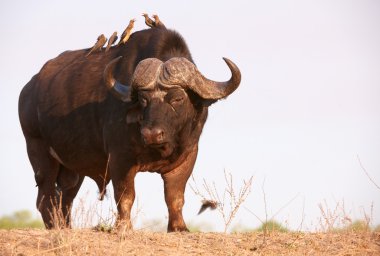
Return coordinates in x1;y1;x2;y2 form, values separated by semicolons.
141;127;150;139
152;128;164;143
141;127;165;144
141;128;150;144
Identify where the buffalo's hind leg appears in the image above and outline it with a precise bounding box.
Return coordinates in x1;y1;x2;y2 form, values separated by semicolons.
57;166;84;228
25;137;61;228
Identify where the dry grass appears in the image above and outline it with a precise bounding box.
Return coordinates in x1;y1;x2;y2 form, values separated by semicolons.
3;166;378;255
190;170;253;233
0;229;379;255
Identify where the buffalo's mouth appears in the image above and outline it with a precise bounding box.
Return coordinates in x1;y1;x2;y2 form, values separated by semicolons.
148;142;174;158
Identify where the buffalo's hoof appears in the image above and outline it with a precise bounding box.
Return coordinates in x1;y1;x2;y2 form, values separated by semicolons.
114;220;133;239
167;225;189;232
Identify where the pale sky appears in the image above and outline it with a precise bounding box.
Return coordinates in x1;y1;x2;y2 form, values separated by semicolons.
0;0;379;231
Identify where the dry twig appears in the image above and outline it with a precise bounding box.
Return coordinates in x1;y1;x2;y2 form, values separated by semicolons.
357;155;380;190
190;170;253;233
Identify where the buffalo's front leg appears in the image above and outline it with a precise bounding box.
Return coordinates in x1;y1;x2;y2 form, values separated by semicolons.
161;147;198;232
110;155;137;231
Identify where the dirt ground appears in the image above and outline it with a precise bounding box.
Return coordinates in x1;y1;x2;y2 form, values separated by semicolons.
0;229;379;256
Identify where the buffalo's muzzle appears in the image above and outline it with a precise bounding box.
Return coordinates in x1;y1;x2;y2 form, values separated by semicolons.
141;127;165;145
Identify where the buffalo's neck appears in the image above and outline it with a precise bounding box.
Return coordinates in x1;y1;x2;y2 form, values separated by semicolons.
135;144;198;175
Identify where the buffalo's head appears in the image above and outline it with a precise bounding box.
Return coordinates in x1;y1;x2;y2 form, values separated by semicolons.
104;57;241;158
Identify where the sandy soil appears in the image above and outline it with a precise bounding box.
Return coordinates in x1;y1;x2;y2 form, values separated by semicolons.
0;229;379;255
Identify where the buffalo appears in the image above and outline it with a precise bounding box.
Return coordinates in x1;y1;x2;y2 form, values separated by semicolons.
18;21;241;232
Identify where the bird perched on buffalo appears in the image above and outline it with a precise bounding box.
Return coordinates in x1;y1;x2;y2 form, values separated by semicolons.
198;200;218;215
105;31;118;52
142;13;154;28
86;34;107;57
152;14;166;29
118;19;136;46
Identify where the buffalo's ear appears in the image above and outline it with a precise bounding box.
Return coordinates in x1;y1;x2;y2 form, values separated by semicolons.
187;90;217;108
126;105;142;124
201;99;218;107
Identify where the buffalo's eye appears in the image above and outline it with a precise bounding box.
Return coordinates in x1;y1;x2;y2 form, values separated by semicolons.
170;97;184;106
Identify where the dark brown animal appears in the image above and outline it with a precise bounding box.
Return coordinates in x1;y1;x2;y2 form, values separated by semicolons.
18;23;241;232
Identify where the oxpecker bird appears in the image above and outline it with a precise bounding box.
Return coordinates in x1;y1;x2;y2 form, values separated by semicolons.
197;200;218;215
86;34;107;57
105;32;118;52
118;19;136;46
142;13;154;28
152;14;166;29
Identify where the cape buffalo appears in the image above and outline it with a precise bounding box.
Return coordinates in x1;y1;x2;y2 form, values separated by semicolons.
18;22;241;232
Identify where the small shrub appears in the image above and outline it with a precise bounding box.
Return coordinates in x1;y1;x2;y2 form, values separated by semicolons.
255;220;289;233
342;220;370;232
187;221;214;232
230;225;254;233
0;210;44;229
93;222;113;233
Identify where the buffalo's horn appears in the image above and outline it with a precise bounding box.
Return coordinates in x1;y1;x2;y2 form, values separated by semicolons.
131;58;164;90
198;57;241;99
161;57;241;100
103;56;132;102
